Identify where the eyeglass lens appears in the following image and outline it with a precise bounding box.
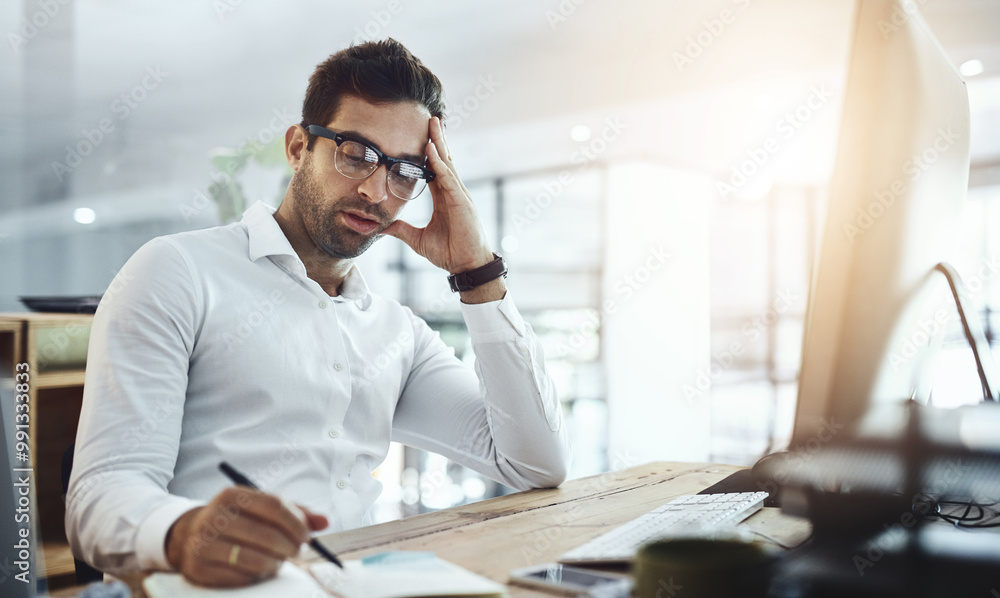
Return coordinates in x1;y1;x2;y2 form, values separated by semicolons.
334;139;428;200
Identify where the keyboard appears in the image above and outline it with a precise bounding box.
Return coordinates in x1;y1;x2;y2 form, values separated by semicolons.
558;491;769;564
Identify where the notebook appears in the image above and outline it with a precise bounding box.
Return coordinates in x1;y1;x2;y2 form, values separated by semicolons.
143;551;508;598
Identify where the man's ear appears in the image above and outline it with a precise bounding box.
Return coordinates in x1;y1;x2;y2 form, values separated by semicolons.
285;125;307;171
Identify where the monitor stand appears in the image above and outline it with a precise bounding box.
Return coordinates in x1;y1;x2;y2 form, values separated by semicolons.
933;262;999;402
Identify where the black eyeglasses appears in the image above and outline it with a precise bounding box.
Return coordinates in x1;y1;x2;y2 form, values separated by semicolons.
305;124;435;201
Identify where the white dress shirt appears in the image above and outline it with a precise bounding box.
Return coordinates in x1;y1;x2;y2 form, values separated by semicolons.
66;201;571;575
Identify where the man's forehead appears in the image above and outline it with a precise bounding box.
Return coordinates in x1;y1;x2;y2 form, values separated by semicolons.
326;96;430;161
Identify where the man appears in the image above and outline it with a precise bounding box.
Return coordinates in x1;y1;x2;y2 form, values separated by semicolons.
66;39;571;587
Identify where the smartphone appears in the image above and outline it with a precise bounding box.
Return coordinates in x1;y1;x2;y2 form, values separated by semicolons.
508;563;631;596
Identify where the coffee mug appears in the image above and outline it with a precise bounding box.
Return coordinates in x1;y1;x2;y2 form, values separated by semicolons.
632;537;774;598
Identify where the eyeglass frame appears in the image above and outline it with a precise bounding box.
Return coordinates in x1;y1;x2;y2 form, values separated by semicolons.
303;124;436;199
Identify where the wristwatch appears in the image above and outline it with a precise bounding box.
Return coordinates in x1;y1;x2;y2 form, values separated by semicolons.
448;253;508;292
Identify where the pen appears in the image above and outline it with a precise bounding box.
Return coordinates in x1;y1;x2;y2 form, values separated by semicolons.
219;461;344;569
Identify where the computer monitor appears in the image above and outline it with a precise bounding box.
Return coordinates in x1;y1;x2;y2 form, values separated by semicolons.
791;0;972;447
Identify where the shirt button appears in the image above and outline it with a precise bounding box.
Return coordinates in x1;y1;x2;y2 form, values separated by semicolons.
319;301;328;309
333;362;343;371
337;480;349;489
328;430;340;439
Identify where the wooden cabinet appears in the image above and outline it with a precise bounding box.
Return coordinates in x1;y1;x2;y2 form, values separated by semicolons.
1;313;93;589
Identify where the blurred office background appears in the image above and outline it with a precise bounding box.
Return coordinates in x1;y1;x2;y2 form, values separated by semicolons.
1;0;999;523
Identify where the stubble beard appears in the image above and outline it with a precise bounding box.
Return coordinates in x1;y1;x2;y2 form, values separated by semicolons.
290;156;390;260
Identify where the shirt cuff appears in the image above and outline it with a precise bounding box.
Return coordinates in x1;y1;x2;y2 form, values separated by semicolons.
460;292;527;341
135;497;206;571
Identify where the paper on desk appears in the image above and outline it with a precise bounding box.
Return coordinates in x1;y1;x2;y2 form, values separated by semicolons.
143;561;325;597
142;552;508;598
310;551;508;598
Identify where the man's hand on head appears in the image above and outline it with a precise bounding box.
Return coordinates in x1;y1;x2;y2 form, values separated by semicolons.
164;487;328;587
381;116;495;276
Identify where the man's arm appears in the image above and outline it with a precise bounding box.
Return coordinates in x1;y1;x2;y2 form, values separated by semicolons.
66;238;205;574
66;238;323;585
382;115;571;487
391;296;572;490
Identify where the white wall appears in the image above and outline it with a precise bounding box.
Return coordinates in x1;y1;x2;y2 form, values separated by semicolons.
604;163;713;464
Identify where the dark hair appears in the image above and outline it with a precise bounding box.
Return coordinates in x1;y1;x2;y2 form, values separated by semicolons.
301;38;446;150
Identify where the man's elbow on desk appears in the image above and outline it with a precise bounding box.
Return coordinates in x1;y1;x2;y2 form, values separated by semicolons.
532;460;572;490
516;461;572;491
501;442;573;490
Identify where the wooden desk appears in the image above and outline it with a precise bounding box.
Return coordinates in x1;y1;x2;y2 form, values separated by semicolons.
308;461;810;597
84;462;809;597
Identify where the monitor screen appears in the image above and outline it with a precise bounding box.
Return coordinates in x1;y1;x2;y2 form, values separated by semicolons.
792;0;971;446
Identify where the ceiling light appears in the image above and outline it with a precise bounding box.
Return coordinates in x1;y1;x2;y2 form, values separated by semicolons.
960;59;984;78
74;208;96;224
570;125;591;142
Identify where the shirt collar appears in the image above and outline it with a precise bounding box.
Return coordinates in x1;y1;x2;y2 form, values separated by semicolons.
245;201;297;261
242;201;373;310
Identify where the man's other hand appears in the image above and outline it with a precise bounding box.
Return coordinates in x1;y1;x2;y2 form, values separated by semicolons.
165;487;329;587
